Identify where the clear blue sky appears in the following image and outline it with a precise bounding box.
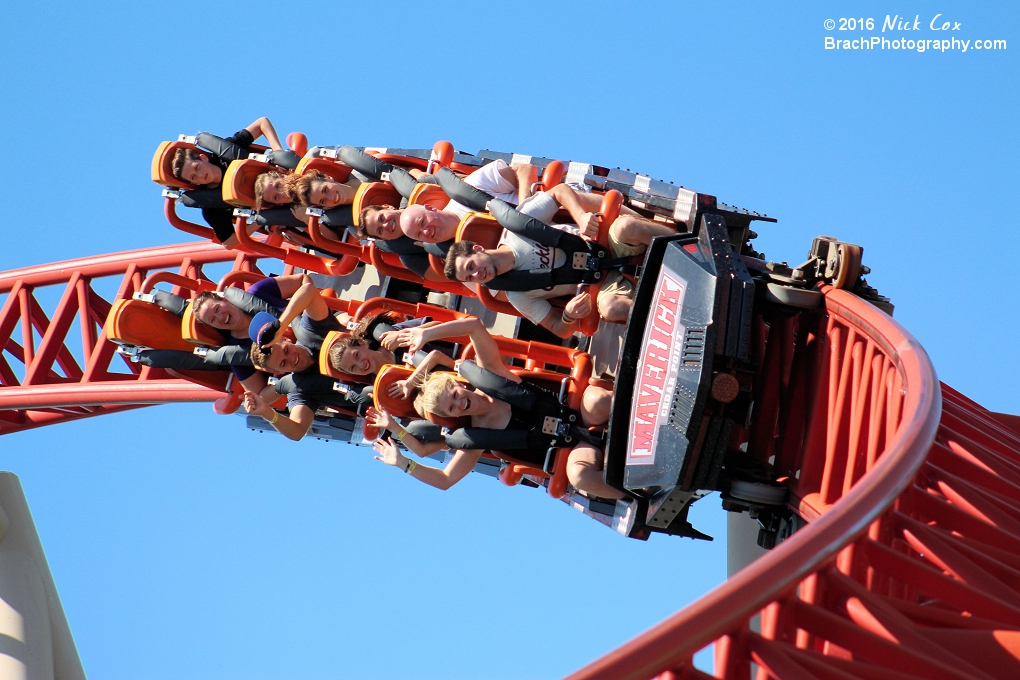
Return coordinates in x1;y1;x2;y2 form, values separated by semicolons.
0;2;1016;678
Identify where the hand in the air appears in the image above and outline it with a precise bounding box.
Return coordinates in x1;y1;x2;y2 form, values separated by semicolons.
243;391;271;418
373;437;402;467
388;379;414;400
379;330;402;351
397;327;428;353
365;406;398;433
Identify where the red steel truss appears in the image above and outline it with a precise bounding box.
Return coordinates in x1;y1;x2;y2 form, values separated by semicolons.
3;243;1019;678
567;286;1020;679
0;242;266;436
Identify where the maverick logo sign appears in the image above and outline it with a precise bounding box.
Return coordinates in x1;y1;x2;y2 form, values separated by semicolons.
627;270;687;465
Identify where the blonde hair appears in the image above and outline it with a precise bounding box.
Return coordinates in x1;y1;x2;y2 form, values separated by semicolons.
419;372;461;417
253;171;289;212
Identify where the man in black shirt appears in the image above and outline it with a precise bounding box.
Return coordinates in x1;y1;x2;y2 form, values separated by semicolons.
242;278;349;441
171;117;294;248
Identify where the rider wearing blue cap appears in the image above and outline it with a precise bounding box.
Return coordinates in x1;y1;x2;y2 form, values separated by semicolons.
242;277;349;440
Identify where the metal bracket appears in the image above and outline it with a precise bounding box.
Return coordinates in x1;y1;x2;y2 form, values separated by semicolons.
305;207;324;218
131;292;155;303
572;252;591;270
161;189;182;200
177;134;197;144
247;152;272;163
542;416;562;436
318;147;338;159
332;381;350;394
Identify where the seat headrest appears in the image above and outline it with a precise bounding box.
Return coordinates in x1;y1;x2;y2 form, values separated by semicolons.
152;140;202;190
222;159;275;208
408;183;450;209
352;182;402;226
296;157;352;183
317;330;368;384
105;299;194;352
181;301;230;346
372;364;419;418
455;212;502;249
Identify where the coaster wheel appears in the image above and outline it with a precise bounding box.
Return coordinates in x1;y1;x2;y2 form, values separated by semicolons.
728;479;787;506
833;243;863;290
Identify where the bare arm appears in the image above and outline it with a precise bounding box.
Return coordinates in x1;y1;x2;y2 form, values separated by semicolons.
366;410;449;458
374;438;482;491
277;275;329;326
401;317;518;382
244;117;284;151
399;350;454;396
220;221;259;250
243;392;314;441
239;372;269;396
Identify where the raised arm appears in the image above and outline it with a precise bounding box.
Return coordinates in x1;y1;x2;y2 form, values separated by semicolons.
276;275;330;326
373;437;482;491
244;117;284;151
398;317;518;382
243;392;314;441
366;409;448;458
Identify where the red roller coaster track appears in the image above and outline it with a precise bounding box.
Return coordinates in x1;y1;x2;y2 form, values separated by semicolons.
2;244;1018;678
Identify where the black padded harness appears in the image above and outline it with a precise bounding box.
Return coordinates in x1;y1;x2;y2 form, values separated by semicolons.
441;361;596;462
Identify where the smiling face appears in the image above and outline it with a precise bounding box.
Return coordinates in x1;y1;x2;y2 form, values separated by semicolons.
181;156;223;186
453;250;498;284
399;204;456;243
309;179;347;209
195;297;246;331
264;340;314;374
362;206;402;240
436;384;478;418
335;341;375;375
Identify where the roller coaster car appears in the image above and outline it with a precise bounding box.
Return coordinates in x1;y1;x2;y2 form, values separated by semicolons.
603;213;757;541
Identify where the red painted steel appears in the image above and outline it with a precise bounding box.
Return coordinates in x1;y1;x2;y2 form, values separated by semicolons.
5;240;1019;679
0;242;261;436
566;286;1020;679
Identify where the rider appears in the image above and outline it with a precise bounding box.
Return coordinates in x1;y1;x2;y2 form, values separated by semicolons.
368;317;621;499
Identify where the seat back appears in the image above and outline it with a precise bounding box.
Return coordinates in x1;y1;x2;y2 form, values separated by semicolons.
105;299;195;351
408;183;450;209
372;365;419;418
352;297;465;324
317;329;370;384
352;182;402;226
455;212;502;249
181;301;231;347
222;158;276;208
295;156;353;183
152;140;202;190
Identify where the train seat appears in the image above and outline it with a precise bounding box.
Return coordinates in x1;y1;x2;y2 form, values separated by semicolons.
180;302;231;347
352;182;402;228
105;299;196;352
222;158;277;208
152;140;203;190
